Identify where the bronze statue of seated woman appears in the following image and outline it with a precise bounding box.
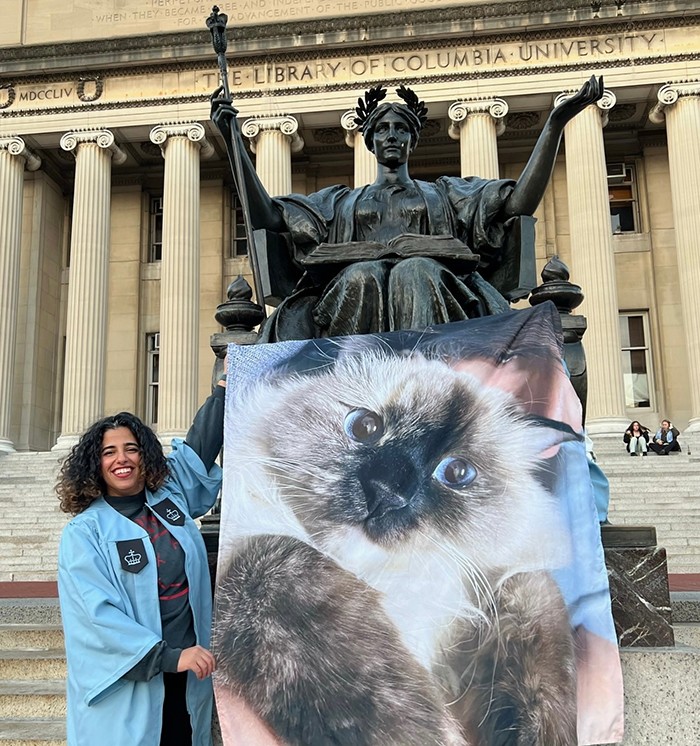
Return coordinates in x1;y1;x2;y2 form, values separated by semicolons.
211;77;603;342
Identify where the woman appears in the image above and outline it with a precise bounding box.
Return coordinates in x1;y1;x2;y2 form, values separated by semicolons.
648;419;681;455
211;76;604;341
623;420;650;456
56;376;226;746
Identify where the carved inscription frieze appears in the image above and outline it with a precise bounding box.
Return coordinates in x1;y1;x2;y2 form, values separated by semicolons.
0;27;684;115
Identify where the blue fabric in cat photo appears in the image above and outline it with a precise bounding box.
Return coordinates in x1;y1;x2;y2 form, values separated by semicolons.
213;302;624;746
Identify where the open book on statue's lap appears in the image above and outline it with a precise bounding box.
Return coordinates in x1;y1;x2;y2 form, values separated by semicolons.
300;234;481;276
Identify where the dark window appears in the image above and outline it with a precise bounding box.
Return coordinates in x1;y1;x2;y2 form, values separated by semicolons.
230;190;248;257
619;313;653;409
146;332;160;426
607;163;639;234
148;196;163;262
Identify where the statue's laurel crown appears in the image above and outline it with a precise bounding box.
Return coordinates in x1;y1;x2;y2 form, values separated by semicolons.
354;85;428;131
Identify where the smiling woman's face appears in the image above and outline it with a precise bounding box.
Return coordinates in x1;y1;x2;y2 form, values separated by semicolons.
371;110;413;166
100;426;146;497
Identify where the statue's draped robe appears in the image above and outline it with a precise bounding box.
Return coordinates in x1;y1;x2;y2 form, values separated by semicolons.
261;176;516;341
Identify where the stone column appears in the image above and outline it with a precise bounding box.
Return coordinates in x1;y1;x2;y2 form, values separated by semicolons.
240;115;303;196
150;123;213;442
0;138;41;453
341;110;376;187
557;88;628;436
448;98;508;179
650;83;700;442
54;131;125;450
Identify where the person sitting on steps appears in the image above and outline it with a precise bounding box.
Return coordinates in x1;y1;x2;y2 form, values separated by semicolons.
648;419;681;455
623;420;650;456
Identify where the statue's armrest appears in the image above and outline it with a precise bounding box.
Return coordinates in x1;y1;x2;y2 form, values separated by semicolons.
480;215;537;302
253;229;302;307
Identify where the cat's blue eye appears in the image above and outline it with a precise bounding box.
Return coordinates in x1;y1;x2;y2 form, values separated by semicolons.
344;408;384;444
433;457;476;488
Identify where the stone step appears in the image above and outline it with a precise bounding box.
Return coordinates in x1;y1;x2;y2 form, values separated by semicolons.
0;718;65;744
607;482;700;490
0;651;66;681
607;480;700;488
0;609;66;742
610;508;700;516
609;517;700;528
670;592;700;622
617;647;700;744
673;622;700;648
609;519;700;529
0;681;65;718
0;603;61;628
0;627;63;652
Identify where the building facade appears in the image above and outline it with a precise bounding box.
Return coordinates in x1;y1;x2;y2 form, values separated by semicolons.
1;0;699;453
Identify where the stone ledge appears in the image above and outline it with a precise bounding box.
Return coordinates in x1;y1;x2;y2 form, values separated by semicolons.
670;591;700;623
0;681;64;695
607;647;700;745
0;600;60;626
0;718;65;740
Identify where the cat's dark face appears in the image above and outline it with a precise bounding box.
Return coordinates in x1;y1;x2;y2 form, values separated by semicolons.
246;351;563;552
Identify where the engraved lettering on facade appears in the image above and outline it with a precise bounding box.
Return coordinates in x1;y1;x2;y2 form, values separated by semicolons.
18;87;74;102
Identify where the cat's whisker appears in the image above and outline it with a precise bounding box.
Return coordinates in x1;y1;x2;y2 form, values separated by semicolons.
418;531;498;629
239;458;328;485
408;329;430;355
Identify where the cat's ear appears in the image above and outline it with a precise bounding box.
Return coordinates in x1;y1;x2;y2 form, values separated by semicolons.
523;414;583;457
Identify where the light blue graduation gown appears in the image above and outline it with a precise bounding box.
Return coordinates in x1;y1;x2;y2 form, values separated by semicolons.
58;440;222;746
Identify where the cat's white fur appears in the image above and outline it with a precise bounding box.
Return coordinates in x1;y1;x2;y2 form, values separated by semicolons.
220;351;573;675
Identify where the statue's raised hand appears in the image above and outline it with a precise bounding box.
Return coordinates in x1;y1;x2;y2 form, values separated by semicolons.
551;75;604;126
210;85;239;140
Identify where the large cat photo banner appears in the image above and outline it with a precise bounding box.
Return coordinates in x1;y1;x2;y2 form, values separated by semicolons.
213;303;624;746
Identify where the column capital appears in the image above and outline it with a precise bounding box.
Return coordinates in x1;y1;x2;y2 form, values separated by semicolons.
447;98;509;139
341;109;360;147
0;136;41;171
554;88;616;126
60;129;127;165
649;81;700;124
240;115;304;154
149;122;215;159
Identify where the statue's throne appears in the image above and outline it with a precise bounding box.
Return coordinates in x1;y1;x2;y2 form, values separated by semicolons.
206;215;674;650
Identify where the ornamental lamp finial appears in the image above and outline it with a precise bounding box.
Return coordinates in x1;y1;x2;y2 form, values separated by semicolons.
206;6;229;55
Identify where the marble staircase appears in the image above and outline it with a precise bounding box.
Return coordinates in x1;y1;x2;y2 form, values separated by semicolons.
595;450;700;574
0;453;67;583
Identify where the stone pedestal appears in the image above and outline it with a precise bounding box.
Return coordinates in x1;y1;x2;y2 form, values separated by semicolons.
602;525;674;648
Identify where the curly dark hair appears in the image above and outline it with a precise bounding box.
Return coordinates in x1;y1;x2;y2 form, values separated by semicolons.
56;412;170;515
